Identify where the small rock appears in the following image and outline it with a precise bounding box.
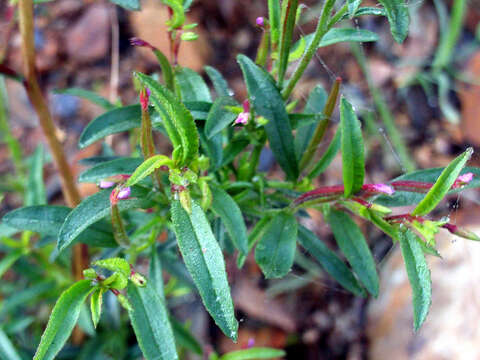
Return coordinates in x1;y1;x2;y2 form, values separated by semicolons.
368;219;480;360
65;4;110;64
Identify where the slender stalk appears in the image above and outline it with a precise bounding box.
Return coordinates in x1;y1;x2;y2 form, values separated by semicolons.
298;77;341;172
268;0;281;51
255;29;270;67
18;0;88;327
432;0;467;71
277;0;299;87
281;0;336;99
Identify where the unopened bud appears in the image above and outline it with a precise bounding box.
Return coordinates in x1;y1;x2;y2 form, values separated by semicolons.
117;187;131;200
256;17;265;27
443;223;480;241
234;112;249;125
129;37;154;49
363;183;395;195
140;87;150;111
453;172;475;188
99;180;116;189
130;272;147;287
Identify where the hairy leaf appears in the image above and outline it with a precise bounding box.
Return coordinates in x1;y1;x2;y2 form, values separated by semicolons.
378;0;409;43
125;155;172;187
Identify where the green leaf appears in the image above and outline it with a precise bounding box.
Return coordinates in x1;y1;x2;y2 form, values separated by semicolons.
412;148;473;216
79;105;142;148
25;145;46;206
378;0;410;43
2;205;117;248
136;72;199;166
93;257;130;278
326;208;378;297
0;327;21;360
268;0;281;46
150;247;166;300
340;97;365;197
171;200;238;340
210;184;248;255
184;101;212;120
78;157;143;183
205;97;238;139
176;67;212;102
302;28;379;49
199;128;223;171
398;230;432;331
126;282;179;360
340;7;387;20
33;280;94;360
255;212;298;278
161;0;185;29
58;188;149;252
90;288;104;329
308;127;341;178
237;55;298;180
54;88;115;110
347;0;362;17
0;249;23;279
151;48;175;91
170;317;203;355
205;66;232;97
109;0;141;10
277;0;299;86
220;347;286;360
297;226;365;297
295;85;327;160
124;155;172;187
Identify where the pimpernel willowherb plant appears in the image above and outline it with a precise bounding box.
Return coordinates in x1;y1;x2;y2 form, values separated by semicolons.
2;0;480;359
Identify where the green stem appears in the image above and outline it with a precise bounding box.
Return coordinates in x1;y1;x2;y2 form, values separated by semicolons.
277;0;299;87
298;77;341;173
256;29;270;67
281;0;337;99
111;204;130;247
432;0;467;71
268;0;281;50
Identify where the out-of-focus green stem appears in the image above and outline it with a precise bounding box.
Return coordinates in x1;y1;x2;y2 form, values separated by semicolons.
432;0;467;71
351;43;415;172
281;0;337;99
268;0;281;50
277;0;299;87
0;77;24;180
256;29;270;67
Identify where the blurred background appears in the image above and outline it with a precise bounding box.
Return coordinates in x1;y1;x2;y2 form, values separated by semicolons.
1;0;480;359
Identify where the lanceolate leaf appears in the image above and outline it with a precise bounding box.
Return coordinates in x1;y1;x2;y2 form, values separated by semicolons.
125;155;172;187
54;88;115;110
255;212;297;278
25;145;46;206
326;208;378;297
204;66;232;97
58;188;150;252
79;105;142;148
347;0;362;17
176;67;212;102
170;200;238;341
318;28;378;47
210;184;248;255
220;347;286;360
127;282;179;360
90;288;104;329
398;230;432;331
341;97;365;197
136;72;199;166
2;206;117;248
378;0;410;43
297;226;366;297
78;158;143;183
412;148;473;216
237;216;272;268
33;280;94;360
0;327;21;360
237;55;298;180
308;127;341;178
205;96;238;139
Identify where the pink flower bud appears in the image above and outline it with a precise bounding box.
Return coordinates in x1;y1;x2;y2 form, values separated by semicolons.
247;338;255;348
242;99;250;113
117;187;131;200
256;17;265;27
234;112;249;125
99;180;115;189
453;172;474;188
362;183;395;195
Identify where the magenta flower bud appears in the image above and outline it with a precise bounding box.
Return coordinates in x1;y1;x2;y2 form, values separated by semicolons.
140;87;150;111
117;187;131;200
129;37;154;50
247;338;255;348
234;112;249;125
256;17;265;27
242;99;250;113
99;180;115;189
362;183;395;195
454;172;474;187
